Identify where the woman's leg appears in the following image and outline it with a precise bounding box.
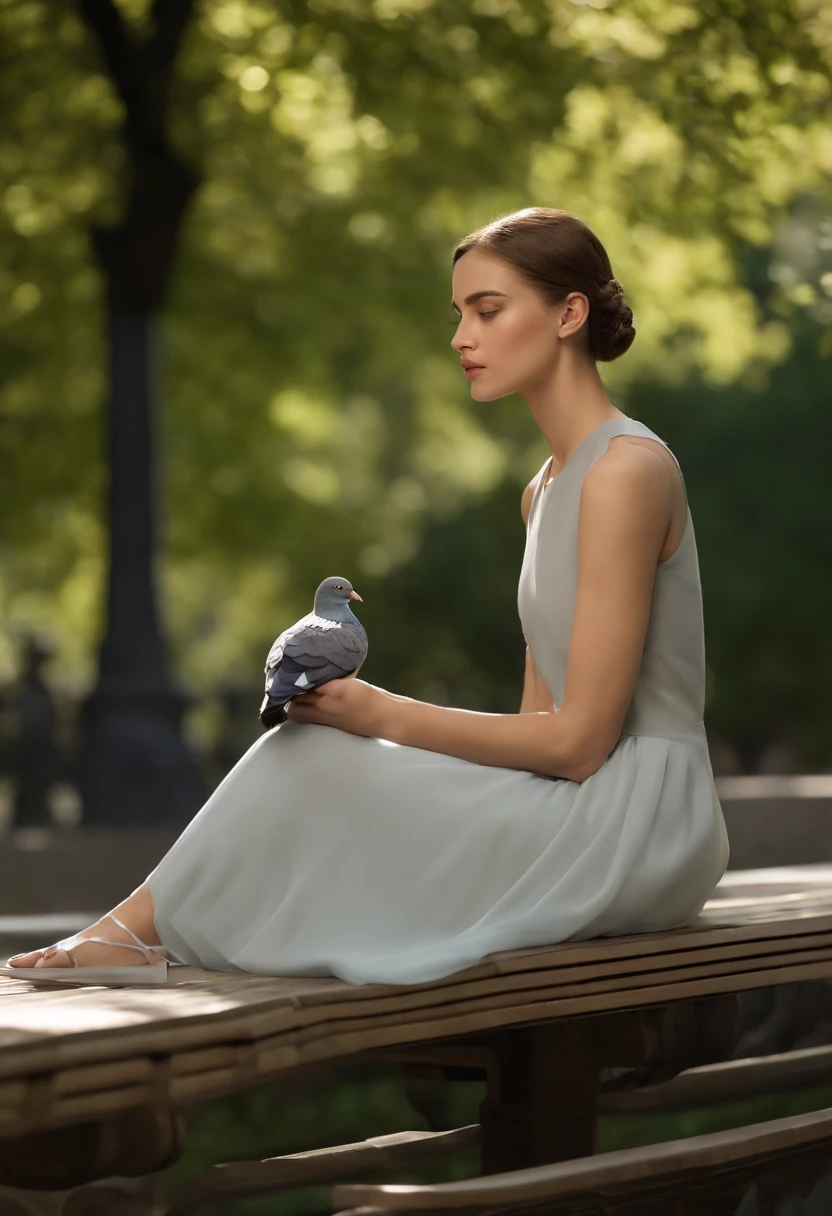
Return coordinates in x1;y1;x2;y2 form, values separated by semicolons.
8;882;162;969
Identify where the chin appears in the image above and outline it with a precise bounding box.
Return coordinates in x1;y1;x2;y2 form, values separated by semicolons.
473;380;513;402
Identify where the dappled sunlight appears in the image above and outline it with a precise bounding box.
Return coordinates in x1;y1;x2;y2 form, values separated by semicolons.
3;0;828;683
268;388;337;442
0;970;353;1040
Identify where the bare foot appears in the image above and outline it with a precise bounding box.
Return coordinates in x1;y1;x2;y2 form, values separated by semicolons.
7;912;163;970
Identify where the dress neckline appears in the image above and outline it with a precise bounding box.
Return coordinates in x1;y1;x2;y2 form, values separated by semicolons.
540;416;631;492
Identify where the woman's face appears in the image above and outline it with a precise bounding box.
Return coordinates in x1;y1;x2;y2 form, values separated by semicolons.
450;248;588;400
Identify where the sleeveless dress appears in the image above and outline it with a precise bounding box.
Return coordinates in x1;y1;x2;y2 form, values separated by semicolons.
147;415;730;986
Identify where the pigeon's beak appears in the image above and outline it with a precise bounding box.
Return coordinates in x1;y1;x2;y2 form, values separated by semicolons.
349;590;363;602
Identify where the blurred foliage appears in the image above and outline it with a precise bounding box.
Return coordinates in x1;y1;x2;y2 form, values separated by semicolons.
166;1066;482;1216
163;1065;832;1215
638;307;832;768
0;0;831;762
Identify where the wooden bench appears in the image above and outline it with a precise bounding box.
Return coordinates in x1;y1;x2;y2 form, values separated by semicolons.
2;865;832;1213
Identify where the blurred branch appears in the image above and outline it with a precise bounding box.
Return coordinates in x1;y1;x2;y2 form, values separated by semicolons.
77;0;145;136
75;0;199;307
147;0;194;75
77;0;195;145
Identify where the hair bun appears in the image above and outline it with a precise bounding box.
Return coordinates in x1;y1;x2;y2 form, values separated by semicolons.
451;207;637;365
592;277;635;362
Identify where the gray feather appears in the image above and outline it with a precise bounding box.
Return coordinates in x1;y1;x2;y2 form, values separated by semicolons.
260;577;369;728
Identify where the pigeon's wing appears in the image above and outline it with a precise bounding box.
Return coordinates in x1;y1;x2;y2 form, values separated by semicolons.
263;612;315;676
266;654;352;702
284;616;367;668
264;616;368;703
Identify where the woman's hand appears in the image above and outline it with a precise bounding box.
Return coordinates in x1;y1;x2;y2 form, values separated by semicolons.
285;676;395;739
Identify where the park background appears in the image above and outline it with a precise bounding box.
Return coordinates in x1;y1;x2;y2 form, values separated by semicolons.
1;0;831;1211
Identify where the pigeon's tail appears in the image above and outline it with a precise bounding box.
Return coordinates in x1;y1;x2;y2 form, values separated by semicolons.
259;691;290;729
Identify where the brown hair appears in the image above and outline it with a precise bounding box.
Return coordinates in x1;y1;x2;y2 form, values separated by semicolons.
451;207;635;363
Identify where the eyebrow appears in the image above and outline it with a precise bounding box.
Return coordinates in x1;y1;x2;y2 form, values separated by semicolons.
451;289;508;314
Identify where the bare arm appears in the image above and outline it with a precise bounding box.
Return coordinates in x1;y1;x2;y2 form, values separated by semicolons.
558;442;672;774
383;446;671;782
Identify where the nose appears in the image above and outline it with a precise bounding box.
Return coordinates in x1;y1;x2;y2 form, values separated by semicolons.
450;326;472;355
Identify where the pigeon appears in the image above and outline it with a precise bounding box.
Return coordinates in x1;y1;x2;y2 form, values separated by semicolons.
259;575;369;729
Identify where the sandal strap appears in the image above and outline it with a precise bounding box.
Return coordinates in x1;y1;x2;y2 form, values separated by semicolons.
107;914;182;963
106;912;151;952
51;932;156;964
40;913;183;968
50;913;165;966
75;935;154;959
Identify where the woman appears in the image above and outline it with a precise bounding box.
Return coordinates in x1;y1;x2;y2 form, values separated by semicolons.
2;206;729;986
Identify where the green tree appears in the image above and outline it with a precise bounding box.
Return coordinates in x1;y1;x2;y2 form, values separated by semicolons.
1;0;830;765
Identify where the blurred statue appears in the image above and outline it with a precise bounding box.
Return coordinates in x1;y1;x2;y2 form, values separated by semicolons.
7;633;59;828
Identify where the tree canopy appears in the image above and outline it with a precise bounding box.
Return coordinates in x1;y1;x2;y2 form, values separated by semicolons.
1;0;831;766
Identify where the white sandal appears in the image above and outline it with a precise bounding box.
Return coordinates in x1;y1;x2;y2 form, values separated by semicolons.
0;912;184;986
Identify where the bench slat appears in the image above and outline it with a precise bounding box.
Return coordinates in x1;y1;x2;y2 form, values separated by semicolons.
602;1044;832;1113
166;1125;480;1216
331;1106;832;1209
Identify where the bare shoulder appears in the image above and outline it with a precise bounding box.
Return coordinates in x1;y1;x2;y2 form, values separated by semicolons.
583;435;672;504
579;437;672;562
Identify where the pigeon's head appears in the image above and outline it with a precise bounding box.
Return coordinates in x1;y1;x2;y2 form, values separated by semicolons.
314;576;363;618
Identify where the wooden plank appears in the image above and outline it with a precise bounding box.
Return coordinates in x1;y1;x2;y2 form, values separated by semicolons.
166;1125;480;1216
330;1106;832;1209
163;938;832;1060
247;959;832;1073
601;1045;832;1114
215;929;832;1034
53;1058;151;1097
283;941;832;1044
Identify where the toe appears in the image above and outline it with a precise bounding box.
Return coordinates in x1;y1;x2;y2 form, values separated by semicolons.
34;948;71;969
7;950;43;968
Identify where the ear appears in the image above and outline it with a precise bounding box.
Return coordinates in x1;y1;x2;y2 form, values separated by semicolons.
559;291;590;339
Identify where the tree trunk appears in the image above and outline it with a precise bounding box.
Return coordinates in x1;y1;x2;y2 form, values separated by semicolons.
79;311;204;825
76;0;204;825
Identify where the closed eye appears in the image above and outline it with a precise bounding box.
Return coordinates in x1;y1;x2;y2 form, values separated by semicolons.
448;311;499;324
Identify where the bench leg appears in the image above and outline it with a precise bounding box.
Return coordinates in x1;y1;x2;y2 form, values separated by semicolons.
473;999;741;1175
0;1177;163;1215
0;1105;184;1191
477;1022;598;1172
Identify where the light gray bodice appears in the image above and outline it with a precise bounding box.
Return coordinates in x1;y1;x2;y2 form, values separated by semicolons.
517;416;708;741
